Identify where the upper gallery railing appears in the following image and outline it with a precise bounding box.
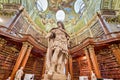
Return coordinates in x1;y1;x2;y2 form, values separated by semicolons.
0;3;48;47
70;20;105;48
0;25;47;48
93;31;120;42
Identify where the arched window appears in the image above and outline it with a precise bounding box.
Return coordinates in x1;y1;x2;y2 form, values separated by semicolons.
74;0;85;14
36;0;48;12
56;10;65;22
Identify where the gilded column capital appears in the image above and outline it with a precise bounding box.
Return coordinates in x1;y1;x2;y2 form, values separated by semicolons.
22;42;33;48
22;42;29;46
83;47;87;51
87;45;94;50
83;47;89;56
28;44;33;48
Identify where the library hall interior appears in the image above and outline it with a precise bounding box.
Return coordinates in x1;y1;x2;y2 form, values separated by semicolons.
0;0;120;80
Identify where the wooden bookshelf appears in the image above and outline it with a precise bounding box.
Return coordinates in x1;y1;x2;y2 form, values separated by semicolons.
0;38;19;80
79;59;90;79
72;60;80;80
97;48;120;79
24;55;44;80
72;58;90;80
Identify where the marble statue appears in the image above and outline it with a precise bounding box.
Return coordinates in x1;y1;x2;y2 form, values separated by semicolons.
91;71;97;80
14;67;24;80
6;77;11;80
67;72;71;80
44;21;70;80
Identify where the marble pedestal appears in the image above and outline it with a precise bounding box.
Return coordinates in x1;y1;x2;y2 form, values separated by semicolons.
42;73;66;80
52;73;66;80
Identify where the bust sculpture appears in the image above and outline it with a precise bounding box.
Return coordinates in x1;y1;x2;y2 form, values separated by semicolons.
67;72;71;80
6;77;11;80
91;71;97;80
44;21;70;80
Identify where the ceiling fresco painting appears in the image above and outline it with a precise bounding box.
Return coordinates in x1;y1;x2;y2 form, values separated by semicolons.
35;0;85;33
0;0;119;34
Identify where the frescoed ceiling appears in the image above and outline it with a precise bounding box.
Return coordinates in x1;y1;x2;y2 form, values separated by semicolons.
0;0;119;34
35;0;85;33
34;0;102;34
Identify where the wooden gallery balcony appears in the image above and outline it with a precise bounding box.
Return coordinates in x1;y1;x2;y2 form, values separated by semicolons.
70;32;120;80
0;25;47;80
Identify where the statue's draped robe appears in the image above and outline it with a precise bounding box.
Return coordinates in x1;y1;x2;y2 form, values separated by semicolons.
45;28;69;74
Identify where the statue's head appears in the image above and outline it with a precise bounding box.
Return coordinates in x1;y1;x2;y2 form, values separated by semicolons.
91;71;94;74
57;21;65;30
8;77;11;79
20;67;24;70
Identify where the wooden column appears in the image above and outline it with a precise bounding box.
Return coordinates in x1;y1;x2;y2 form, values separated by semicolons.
69;56;73;80
21;44;33;68
84;48;92;72
109;44;120;64
10;42;28;80
87;45;101;78
97;12;109;34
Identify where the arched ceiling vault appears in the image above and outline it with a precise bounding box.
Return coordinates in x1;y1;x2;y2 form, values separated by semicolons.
0;0;120;35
